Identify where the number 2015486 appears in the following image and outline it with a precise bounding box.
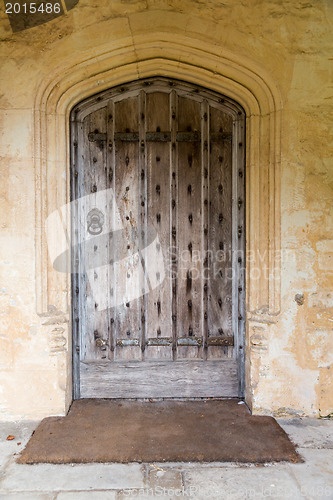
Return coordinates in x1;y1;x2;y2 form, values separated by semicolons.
5;3;62;14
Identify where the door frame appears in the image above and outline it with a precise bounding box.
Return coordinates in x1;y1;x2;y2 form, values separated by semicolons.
70;77;246;399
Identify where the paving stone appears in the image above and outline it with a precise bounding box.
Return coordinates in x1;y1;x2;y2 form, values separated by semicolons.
57;491;116;499
147;467;183;489
0;463;144;492
279;418;333;449
0;421;39;442
184;465;304;499
0;421;39;469
0;495;53;500
117;491;174;500
288;448;333;499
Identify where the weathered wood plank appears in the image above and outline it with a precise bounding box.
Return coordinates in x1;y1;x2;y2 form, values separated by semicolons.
145;92;172;360
233;113;246;396
139;90;147;362
177;96;203;359
207;106;233;359
80;360;238;398
107;100;116;361
170;90;178;361
202;99;209;361
113;96;142;361
81;107;109;361
70;114;81;398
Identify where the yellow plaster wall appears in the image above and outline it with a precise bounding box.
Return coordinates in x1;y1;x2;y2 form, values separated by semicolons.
0;0;332;419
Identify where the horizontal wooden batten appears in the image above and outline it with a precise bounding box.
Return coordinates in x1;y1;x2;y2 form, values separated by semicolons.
177;337;203;347
146;338;173;346
115;337;234;348
176;131;200;142
88;132;107;142
210;132;232;142
87;131;232;143
116;339;140;347
114;132;139;141
146;132;171;142
207;336;234;347
80;360;239;398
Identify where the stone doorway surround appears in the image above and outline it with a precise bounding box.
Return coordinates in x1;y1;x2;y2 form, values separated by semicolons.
34;34;282;414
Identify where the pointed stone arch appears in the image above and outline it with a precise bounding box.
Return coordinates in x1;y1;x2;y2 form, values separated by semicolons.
34;34;282;408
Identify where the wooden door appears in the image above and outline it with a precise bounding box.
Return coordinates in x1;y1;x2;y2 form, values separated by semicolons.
71;78;245;399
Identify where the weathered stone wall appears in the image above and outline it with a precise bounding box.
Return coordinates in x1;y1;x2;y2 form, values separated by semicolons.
0;0;332;419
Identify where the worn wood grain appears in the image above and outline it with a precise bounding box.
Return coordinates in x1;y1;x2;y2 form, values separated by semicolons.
207;106;233;359
80;360;238;398
146;92;173;360
82;107;109;361
113;97;142;361
177;96;202;360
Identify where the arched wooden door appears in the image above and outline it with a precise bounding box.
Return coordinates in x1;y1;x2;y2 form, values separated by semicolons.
71;78;245;399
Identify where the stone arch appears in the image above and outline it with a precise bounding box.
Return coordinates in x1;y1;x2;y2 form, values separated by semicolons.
34;34;282;407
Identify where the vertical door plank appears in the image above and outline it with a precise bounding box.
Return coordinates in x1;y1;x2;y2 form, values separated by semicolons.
170;90;178;361
77;120;87;364
176;96;203;360
207;106;233;359
145;92;173;360
81;107;109;361
107;100;116;361
233;114;246;394
139;90;147;361
113;97;142;361
145;92;172;359
71;116;81;396
201;100;210;361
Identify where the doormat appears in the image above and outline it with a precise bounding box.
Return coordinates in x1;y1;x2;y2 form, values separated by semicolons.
18;399;301;464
